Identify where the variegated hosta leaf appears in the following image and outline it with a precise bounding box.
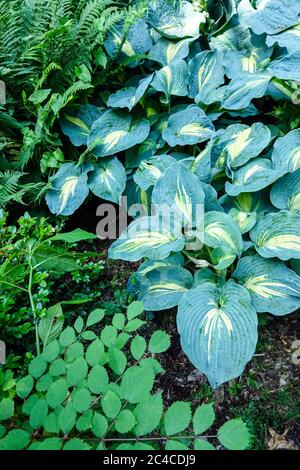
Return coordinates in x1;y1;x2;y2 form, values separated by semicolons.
177;280;258;388
272;129;300;173
151;162;205;228
107;75;153;111
88;110;150;157
188;50;225;105
193;268;218;287
148;37;193;65
266;25;300;53
222;72;271;110
220;192;270;234
104;20;152;66
190;144;212;183
221;123;271;169
133;154;176;190
45;163;92;216
60;105;103;146
87;157;126;203
203;211;243;257
108;215;185;262
138;265;193;311
151;60;188;102
238;0;300;35
270;169;300;211
234;255;300;315
225;158;282;196
148;0;206;39
267;51;300;80
210;246;237;270
162;106;215;147
201;183;223;213
250;211;300;260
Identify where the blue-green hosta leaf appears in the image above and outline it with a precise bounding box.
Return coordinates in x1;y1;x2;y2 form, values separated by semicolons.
270;169;300;211
220;192;270;234
234;255;300;315
202;183;224;213
272;129;300;175
238;0;300;35
104;20;152;66
148;37;194;65
250;211;300;260
87;157;126;203
107;75;153;111
188;50;225;105
108;215;185;262
225;158;282;196
148;0;206;39
152;162;205;227
177;280;258;388
267;51;300;80
88;110;150;157
221;123;271;169
45;163;92;216
133;155;176;190
138;265;193;311
162;106;215;147
203;211;243;256
222;72;271;110
60;105;103;146
190;144;212;183
151;60;188;102
266;25;300;53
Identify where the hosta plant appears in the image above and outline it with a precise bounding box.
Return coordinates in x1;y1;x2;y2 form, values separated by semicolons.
0;301;251;451
45;0;300;387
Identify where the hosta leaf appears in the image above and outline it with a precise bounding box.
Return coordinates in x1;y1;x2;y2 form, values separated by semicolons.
107;75;153;111
148;0;206;39
266;26;300;53
177;280;258;388
267;51;300;80
222;73;271;110
221;123;271;169
272;129;300;173
162;106;215;147
149;37;193;65
108;215;185;262
88;157;126;203
138;265;193;311
225;158;282;196
133;154;176;190
250;211;300;260
238;0;300;35
270;169;300;211
104;20;152;65
151;60;188;102
60;105;103;146
45;163;92;216
203;211;243;256
152;162;205;227
88;110;150;157
234;255;300;315
188;50;225;105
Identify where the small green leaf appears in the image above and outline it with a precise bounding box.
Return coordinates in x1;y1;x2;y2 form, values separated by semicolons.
134;393;163;436
87;365;109;394
0;430;30;450
193;403;215;435
127;301;144;320
58;405;77;434
108;347;127;375
29;355;47;379
86;339;105;366
35;438;62;450
121;366;154;404
130;335;146;360
72;388;92;413
74;317;84;333
0;398;14;421
76;410;93;432
165;440;189;450
63;438;91;450
81;330;97;341
115;410;136;434
125;319;146;332
218;418;251;450
46;379;68;408
67;357;88;386
29;399;48;429
16;375;34;399
87;309;105;327
43;340;60;362
101;325;117;347
59;327;76;347
164;402;191;436
101;391;121;419
66;342;84;361
92;413;108;438
49;358;66;376
194;438;215;450
112;313;126;330
149;330;171;353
